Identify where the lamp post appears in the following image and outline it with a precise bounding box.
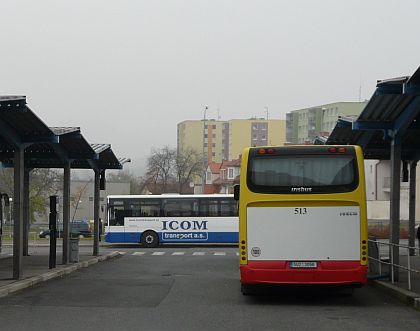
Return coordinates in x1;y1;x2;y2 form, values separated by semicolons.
202;105;208;193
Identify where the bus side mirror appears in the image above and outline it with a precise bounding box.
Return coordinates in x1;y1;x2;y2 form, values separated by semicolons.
234;185;240;201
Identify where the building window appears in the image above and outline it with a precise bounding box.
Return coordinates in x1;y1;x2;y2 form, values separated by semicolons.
228;168;234;179
212;152;215;157
206;171;212;182
204;143;208;147
204;134;208;138
212;143;215;147
212;134;216;138
212;125;216;129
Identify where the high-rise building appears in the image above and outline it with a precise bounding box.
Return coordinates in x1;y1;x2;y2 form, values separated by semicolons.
286;101;369;144
228;119;286;160
177;118;286;163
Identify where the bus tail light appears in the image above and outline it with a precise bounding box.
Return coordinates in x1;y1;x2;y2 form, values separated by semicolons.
258;148;276;155
328;147;347;153
361;240;368;265
240;239;247;263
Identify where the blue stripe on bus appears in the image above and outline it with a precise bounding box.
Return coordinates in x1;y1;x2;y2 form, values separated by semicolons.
105;232;238;244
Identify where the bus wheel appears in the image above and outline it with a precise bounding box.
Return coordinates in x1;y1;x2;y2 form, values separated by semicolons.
142;231;159;248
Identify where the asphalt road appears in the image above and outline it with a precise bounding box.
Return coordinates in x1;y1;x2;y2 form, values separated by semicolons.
1;247;420;331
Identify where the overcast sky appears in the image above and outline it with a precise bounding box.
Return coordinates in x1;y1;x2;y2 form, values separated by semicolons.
1;0;419;174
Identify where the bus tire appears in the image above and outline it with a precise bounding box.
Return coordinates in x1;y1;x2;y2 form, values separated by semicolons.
141;231;159;248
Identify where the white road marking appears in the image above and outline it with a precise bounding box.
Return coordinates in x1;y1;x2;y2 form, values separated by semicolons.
236;252;239;256
132;252;145;256
214;252;226;256
152;252;165;256
172;252;185;255
192;252;205;256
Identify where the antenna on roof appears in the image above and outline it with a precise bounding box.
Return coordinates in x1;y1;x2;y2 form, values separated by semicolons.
359;75;362;102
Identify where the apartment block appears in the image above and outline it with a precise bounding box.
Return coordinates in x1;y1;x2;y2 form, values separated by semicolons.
286;101;369;144
177;118;286;164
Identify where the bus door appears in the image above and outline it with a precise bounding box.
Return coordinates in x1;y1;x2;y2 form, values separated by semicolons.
106;201;126;242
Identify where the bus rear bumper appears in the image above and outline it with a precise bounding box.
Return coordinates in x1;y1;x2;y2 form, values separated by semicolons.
240;261;367;286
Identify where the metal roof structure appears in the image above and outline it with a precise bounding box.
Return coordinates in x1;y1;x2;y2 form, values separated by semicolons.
0;98;127;170
325;66;420;161
0;95;129;279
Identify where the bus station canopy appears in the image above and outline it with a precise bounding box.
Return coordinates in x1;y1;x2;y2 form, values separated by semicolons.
0;95;129;279
324;66;420;161
0;97;128;170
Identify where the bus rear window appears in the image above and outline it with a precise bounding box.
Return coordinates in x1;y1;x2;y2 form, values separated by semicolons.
247;155;358;194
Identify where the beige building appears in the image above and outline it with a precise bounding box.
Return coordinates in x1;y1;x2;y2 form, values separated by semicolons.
228;119;286;160
177;118;286;163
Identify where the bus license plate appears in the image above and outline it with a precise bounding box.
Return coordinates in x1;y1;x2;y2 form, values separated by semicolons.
290;261;317;268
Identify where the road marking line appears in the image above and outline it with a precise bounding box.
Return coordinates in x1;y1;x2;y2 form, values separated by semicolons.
152;252;165;256
132;252;145;256
214;252;226;256
118;251;127;255
172;252;185;255
193;252;205;256
236;252;239;256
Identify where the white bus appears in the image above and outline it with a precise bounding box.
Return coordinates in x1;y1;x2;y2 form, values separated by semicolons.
105;194;238;247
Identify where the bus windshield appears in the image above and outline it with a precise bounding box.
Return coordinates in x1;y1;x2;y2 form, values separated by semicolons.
248;154;358;194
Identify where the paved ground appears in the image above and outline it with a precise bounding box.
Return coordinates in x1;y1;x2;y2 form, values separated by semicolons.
1;246;420;331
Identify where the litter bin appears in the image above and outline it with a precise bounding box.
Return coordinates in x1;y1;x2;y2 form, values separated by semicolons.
69;237;80;263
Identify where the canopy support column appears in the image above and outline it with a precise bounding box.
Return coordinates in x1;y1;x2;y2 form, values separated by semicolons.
93;169;100;256
62;162;71;264
409;161;417;256
13;147;24;279
389;137;402;282
23;168;30;256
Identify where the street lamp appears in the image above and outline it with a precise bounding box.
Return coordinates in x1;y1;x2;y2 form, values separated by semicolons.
202;105;208;193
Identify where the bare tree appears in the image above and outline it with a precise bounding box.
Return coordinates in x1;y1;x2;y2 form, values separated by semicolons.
146;146;175;193
174;148;202;193
71;180;91;221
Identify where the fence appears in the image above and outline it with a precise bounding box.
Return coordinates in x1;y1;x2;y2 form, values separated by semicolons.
368;238;420;291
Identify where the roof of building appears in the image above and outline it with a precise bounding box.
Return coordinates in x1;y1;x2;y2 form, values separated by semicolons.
207;162;222;174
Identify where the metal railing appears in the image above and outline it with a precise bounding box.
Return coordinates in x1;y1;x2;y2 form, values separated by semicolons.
368;239;420;290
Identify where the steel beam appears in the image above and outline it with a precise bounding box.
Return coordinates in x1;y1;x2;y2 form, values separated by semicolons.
23;169;30;256
62;162;71;264
93;170;100;256
13;147;24;279
409;162;417;256
389;137;401;281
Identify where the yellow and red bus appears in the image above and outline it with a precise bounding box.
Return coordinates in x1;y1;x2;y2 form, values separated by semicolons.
235;145;368;293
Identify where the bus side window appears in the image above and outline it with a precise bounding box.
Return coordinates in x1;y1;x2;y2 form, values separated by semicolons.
199;199;218;217
114;209;125;226
220;199;237;217
140;200;161;217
